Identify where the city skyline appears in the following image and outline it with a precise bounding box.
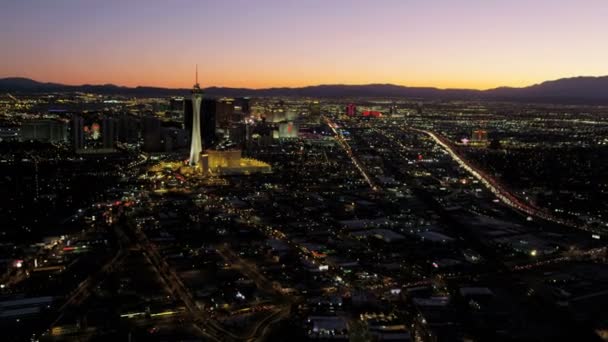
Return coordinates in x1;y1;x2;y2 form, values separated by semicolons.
2;1;608;340
2;0;607;89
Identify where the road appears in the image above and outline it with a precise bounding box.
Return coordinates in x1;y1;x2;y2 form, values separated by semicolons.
130;216;291;341
49;224;131;328
325;116;379;191
216;245;283;296
216;244;295;341
407;126;596;233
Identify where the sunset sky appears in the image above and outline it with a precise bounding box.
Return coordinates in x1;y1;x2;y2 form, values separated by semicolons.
1;0;607;89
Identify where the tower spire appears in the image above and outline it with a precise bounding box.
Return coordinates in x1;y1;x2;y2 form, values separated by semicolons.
192;65;202;93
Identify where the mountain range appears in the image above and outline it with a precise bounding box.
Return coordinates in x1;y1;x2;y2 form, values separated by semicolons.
1;76;608;104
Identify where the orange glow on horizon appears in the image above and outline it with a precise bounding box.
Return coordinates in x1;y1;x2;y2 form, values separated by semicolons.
8;69;592;91
3;1;607;91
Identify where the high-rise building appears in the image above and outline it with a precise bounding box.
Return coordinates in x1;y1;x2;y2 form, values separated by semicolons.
21;120;68;143
201;99;219;148
189;69;203;166
216;98;235;129
227;123;246;145
161;127;189;151
102;117;116;149
252;118;274;147
72;114;84;151
279;122;298;138
346;104;357;116
309;100;321;124
118;115;139;143
269;101;286;123
169;97;184;112
234;97;251;115
142;116;162;152
183;98;194;133
389;104;397;116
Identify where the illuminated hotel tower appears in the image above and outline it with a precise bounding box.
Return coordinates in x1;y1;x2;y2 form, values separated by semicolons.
189;66;203;166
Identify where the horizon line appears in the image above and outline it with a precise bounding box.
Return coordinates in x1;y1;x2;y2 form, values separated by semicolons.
1;74;607;92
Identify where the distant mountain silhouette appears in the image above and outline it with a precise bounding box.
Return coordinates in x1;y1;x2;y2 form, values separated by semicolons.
1;76;608;104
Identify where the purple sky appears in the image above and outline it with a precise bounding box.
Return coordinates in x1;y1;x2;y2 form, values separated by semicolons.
1;0;607;89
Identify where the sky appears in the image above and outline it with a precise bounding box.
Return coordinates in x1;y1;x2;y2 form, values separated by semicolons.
1;0;607;89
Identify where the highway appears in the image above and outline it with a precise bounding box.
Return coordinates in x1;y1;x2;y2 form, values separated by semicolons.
351;123;606;275
407;126;596;233
369;124;607;275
